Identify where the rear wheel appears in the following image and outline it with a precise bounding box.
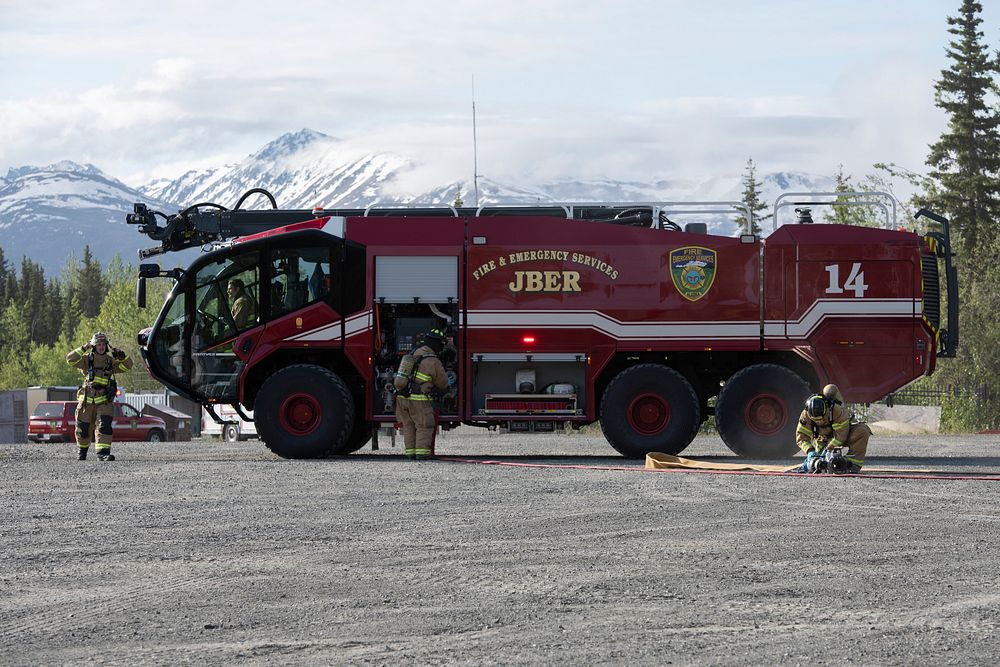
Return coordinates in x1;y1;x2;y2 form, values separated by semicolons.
716;364;810;458
255;365;354;459
599;364;700;458
223;424;240;443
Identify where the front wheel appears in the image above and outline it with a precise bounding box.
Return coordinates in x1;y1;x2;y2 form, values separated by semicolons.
223;424;240;443
255;365;355;459
599;364;700;458
333;415;372;456
147;428;165;443
715;364;810;458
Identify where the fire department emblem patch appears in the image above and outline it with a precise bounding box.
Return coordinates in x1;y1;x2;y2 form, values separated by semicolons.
669;246;717;302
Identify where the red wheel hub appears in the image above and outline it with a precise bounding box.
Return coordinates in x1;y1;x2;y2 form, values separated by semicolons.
278;392;323;436
627;393;671;436
743;393;787;436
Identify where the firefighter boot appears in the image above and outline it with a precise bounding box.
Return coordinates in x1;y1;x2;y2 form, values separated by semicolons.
78;447;88;461
97;449;116;462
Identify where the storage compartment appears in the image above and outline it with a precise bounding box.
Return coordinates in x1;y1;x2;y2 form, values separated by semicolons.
471;353;587;417
372;303;459;417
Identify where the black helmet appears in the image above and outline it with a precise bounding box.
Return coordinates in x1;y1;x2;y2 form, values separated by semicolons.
806;394;828;420
421;328;446;352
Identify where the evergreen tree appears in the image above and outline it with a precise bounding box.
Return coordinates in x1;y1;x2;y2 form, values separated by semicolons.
735;158;771;235
17;257;47;344
0;301;33;389
916;0;1000;430
925;0;1000;255
0;246;9;307
61;290;83;343
827;165;881;227
30;335;82;387
39;276;64;346
77;245;106;318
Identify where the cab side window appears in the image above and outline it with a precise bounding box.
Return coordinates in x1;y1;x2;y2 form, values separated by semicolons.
269;247;332;319
193;253;261;344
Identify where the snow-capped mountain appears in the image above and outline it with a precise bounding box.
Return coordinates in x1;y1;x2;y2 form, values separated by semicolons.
0;129;837;276
0;162;177;276
140;129;412;210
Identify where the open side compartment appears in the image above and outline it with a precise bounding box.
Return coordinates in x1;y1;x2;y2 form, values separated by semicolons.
471;352;587;431
372;303;460;418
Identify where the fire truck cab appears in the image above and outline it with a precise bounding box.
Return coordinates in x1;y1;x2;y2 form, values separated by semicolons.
131;193;957;460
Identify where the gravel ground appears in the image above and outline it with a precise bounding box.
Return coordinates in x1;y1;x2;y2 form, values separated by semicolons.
3;431;1000;666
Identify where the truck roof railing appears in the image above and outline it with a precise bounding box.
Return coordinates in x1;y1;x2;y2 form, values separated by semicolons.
772;191;898;232
473;201;751;232
363;203;460;217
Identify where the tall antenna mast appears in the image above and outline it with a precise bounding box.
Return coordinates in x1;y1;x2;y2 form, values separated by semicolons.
472;75;480;208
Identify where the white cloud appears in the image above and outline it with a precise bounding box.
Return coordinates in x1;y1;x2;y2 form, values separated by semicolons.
0;0;961;190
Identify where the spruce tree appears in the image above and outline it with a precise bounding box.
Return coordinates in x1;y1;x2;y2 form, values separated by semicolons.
0;247;9;307
925;0;1000;255
77;245;106;318
735;158;771;235
920;0;1000;429
17;257;46;344
828;165;881;227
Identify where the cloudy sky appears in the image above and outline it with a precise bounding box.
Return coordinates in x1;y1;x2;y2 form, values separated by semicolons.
0;0;995;189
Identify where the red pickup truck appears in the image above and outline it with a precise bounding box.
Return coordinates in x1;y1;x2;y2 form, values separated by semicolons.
28;401;168;443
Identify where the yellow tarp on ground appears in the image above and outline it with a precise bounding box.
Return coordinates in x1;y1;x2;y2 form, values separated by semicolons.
645;452;800;472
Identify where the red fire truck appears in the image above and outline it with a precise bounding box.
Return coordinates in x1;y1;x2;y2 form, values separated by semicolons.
128;190;957;459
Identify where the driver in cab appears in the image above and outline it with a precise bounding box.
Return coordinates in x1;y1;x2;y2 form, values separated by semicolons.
227;279;256;329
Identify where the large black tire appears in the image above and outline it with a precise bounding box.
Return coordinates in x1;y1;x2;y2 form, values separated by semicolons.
331;413;372;456
716;363;810;459
599;364;700;458
255;364;354;459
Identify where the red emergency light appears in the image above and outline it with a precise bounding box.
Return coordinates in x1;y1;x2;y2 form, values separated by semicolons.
522;335;536;345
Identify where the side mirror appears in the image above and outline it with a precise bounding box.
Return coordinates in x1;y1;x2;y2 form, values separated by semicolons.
136;277;147;308
138;263;162;278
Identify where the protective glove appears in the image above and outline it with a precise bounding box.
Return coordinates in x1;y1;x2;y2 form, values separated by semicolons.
112;348;126;360
801;449;819;473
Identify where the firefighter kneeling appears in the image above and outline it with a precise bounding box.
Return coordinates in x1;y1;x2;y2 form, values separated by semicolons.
796;384;871;474
66;332;133;461
394;329;449;460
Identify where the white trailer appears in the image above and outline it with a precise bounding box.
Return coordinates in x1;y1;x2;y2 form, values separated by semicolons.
202;405;258;442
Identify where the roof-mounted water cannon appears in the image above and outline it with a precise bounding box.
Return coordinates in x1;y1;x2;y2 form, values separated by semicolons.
795;207;814;224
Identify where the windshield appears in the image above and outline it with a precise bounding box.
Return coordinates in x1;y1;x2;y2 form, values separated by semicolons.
32;403;65;417
148;250;260;403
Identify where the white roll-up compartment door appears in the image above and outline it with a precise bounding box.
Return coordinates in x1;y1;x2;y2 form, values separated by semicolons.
375;256;458;303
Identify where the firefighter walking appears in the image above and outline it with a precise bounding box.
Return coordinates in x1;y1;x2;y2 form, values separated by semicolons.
394;329;449;460
796;384;871;473
67;332;133;461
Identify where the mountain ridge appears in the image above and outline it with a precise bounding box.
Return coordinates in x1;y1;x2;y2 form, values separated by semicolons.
0;130;836;276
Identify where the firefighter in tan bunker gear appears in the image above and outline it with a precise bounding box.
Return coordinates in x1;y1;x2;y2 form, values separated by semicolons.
796;383;871;473
395;329;449;460
66;332;133;461
227;279;256;329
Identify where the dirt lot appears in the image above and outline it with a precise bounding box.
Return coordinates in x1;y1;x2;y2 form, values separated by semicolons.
3;431;1000;665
